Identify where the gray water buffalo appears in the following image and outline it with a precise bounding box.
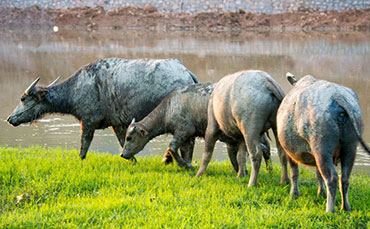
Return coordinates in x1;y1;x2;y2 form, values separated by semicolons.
196;70;289;187
7;58;198;159
120;83;271;175
277;73;370;213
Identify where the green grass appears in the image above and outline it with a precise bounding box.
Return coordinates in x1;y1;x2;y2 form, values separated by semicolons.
1;146;370;228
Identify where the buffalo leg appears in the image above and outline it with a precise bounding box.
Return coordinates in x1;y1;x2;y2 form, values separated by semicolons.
166;135;193;169
165;124;195;166
271;125;289;184
112;126;127;147
79;126;95;160
339;142;356;212
162;151;174;164
237;143;248;178
316;168;326;196
196;104;220;177
162;138;174;165
260;134;272;172
180;137;195;163
240;120;263;187
226;142;240;174
276;141;289;184
314;151;338;213
288;157;300;196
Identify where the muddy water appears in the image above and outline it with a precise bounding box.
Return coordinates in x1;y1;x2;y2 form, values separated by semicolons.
1;29;370;173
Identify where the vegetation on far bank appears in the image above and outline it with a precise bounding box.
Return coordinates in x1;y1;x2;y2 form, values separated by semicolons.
0;146;370;228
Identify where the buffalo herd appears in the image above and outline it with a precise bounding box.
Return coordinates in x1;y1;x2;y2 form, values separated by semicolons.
7;58;370;212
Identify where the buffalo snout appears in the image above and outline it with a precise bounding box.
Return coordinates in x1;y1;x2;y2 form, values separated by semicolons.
7;116;19;127
120;153;131;160
120;153;137;163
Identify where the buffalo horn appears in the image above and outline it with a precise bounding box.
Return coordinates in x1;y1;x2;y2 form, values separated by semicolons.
25;77;40;95
48;76;61;87
286;72;297;85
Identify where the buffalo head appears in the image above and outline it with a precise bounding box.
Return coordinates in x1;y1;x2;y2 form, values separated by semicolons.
7;77;60;126
120;118;149;161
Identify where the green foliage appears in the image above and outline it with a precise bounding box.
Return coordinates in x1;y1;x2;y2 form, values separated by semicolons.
0;146;369;228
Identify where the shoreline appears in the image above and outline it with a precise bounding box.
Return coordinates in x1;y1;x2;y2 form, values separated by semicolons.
1;5;370;31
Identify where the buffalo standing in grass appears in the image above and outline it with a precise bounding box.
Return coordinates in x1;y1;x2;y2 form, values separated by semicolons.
277;73;370;213
7;58;198;159
196;70;289;186
120;83;272;175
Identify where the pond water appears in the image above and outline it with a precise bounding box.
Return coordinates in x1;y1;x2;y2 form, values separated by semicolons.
1;29;370;173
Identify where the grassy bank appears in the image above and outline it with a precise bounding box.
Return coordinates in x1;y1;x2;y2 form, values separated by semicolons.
1;147;369;228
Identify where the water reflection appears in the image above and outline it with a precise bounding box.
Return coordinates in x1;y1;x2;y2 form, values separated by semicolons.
1;29;370;173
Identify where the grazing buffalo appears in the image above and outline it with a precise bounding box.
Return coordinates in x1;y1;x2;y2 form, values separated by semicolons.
120;83;272;175
196;70;289;186
7;58;198;159
277;73;370;213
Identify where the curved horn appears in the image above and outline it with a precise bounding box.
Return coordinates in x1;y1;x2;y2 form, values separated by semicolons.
48;76;61;87
25;77;40;95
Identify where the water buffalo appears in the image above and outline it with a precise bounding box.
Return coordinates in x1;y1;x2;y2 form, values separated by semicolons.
277;73;370;213
120;83;272;175
7;58;198;159
196;70;289;186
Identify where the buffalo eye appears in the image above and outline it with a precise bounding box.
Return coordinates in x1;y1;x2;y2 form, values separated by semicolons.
126;136;132;141
21;97;26;102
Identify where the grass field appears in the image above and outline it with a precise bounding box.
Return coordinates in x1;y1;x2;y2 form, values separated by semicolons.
1;146;370;228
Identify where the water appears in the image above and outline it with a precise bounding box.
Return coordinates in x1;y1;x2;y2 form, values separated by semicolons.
1;29;370;173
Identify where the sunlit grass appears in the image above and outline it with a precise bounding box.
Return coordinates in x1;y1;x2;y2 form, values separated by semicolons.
0;146;369;227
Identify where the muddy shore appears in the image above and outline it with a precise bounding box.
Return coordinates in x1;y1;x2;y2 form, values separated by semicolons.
1;5;370;31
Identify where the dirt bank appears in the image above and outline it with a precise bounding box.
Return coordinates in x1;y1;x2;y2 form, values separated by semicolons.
1;5;370;30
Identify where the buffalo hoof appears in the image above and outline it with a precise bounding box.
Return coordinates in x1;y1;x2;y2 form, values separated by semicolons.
280;178;290;185
317;189;326;197
196;170;205;178
340;206;351;212
248;182;258;188
185;163;194;170
231;169;248;175
80;154;86;160
290;189;300;196
266;161;273;174
237;171;247;178
162;154;173;165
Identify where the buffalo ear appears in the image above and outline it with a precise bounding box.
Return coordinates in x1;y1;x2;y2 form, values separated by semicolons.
139;127;148;137
35;88;49;101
